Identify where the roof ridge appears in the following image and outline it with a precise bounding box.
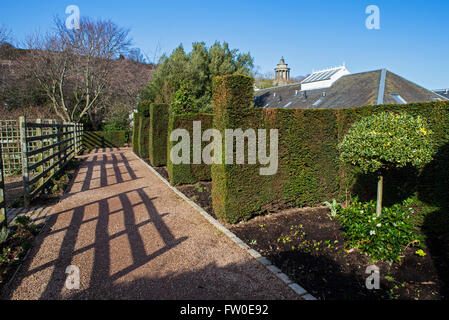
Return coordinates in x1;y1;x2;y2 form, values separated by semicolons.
377;69;387;104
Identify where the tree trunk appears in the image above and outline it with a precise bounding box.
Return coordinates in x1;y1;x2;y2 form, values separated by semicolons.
376;175;384;217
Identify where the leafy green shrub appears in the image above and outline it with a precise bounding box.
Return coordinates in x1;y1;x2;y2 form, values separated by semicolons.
141;42;254;113
171;80;199;114
336;198;424;263
137;100;151;117
339;112;435;216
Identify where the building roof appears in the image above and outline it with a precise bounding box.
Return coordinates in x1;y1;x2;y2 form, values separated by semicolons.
301;66;345;84
433;89;449;100
254;69;447;109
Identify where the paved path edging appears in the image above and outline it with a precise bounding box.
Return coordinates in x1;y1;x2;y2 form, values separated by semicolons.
133;153;318;301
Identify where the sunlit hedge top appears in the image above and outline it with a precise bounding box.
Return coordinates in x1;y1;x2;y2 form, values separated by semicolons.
338;112;435;173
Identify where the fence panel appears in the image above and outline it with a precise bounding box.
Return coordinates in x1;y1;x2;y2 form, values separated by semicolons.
0;120;21;175
0;144;6;227
19;117;83;206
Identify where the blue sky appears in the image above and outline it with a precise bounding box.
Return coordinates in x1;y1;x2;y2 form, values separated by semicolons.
1;0;448;89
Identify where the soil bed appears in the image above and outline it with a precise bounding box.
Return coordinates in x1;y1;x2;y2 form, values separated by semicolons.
177;181;215;219
142;160;171;181
229;208;443;300
171;179;445;300
0;220;42;291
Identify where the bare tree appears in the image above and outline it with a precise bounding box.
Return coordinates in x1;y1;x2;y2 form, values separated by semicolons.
20;17;132;124
0;25;12;45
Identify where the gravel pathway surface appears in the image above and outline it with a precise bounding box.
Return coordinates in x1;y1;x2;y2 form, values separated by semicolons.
2;148;300;300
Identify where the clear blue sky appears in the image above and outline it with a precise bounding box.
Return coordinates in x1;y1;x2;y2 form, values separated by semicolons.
1;0;448;89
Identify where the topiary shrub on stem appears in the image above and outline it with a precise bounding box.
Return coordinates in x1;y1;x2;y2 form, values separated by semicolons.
338;112;435;217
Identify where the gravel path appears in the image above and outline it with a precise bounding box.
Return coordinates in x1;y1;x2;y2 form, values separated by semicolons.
2;148;300;300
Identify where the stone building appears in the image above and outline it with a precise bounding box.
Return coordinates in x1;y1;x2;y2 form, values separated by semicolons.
274;57;291;85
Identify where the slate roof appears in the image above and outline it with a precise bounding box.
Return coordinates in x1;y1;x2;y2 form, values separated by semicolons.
254;69;447;109
433;89;449;100
301;68;342;84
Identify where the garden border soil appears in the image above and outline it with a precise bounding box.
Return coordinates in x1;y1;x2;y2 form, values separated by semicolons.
158;179;445;300
134;152;317;300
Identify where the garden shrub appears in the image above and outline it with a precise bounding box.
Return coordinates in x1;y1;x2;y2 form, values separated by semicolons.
167;112;213;186
336;198;424;263
138;116;151;159
339;112;435;216
137;99;151;117
132;113;140;155
210;73;449;223
83;131;128;150
149;103;169;167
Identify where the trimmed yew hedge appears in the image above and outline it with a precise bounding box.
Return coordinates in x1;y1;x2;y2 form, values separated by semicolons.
167;112;214;186
212;74;449;223
83;130;129;150
138;116;151;159
149;103;169;167
132;113;140;155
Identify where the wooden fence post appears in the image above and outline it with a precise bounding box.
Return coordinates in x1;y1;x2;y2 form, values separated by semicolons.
36;119;44;187
19;116;30;207
56;121;62;172
74;123;78;154
80;124;84;151
0;144;6;227
49;120;56;177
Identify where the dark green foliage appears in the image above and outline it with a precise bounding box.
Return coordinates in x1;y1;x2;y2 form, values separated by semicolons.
212;75;260;223
149;103;169;167
336;198;424;263
167;113;213;186
132;113;140;155
83;131;128;150
171;80;199;114
141;42;254;113
137;100;151;117
211;74;449;224
138;116;151;159
339;112;435;173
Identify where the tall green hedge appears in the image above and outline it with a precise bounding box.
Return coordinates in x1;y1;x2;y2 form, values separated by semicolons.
83;131;129;150
138;116;151;159
212;74;449;224
132;113;140;155
167;112;214;186
149;103;169;167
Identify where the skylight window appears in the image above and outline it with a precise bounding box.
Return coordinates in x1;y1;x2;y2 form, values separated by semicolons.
391;93;407;104
312;98;323;106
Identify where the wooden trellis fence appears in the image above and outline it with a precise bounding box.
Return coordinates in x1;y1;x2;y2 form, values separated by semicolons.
0;120;22;175
19;117;83;206
0;144;6;227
